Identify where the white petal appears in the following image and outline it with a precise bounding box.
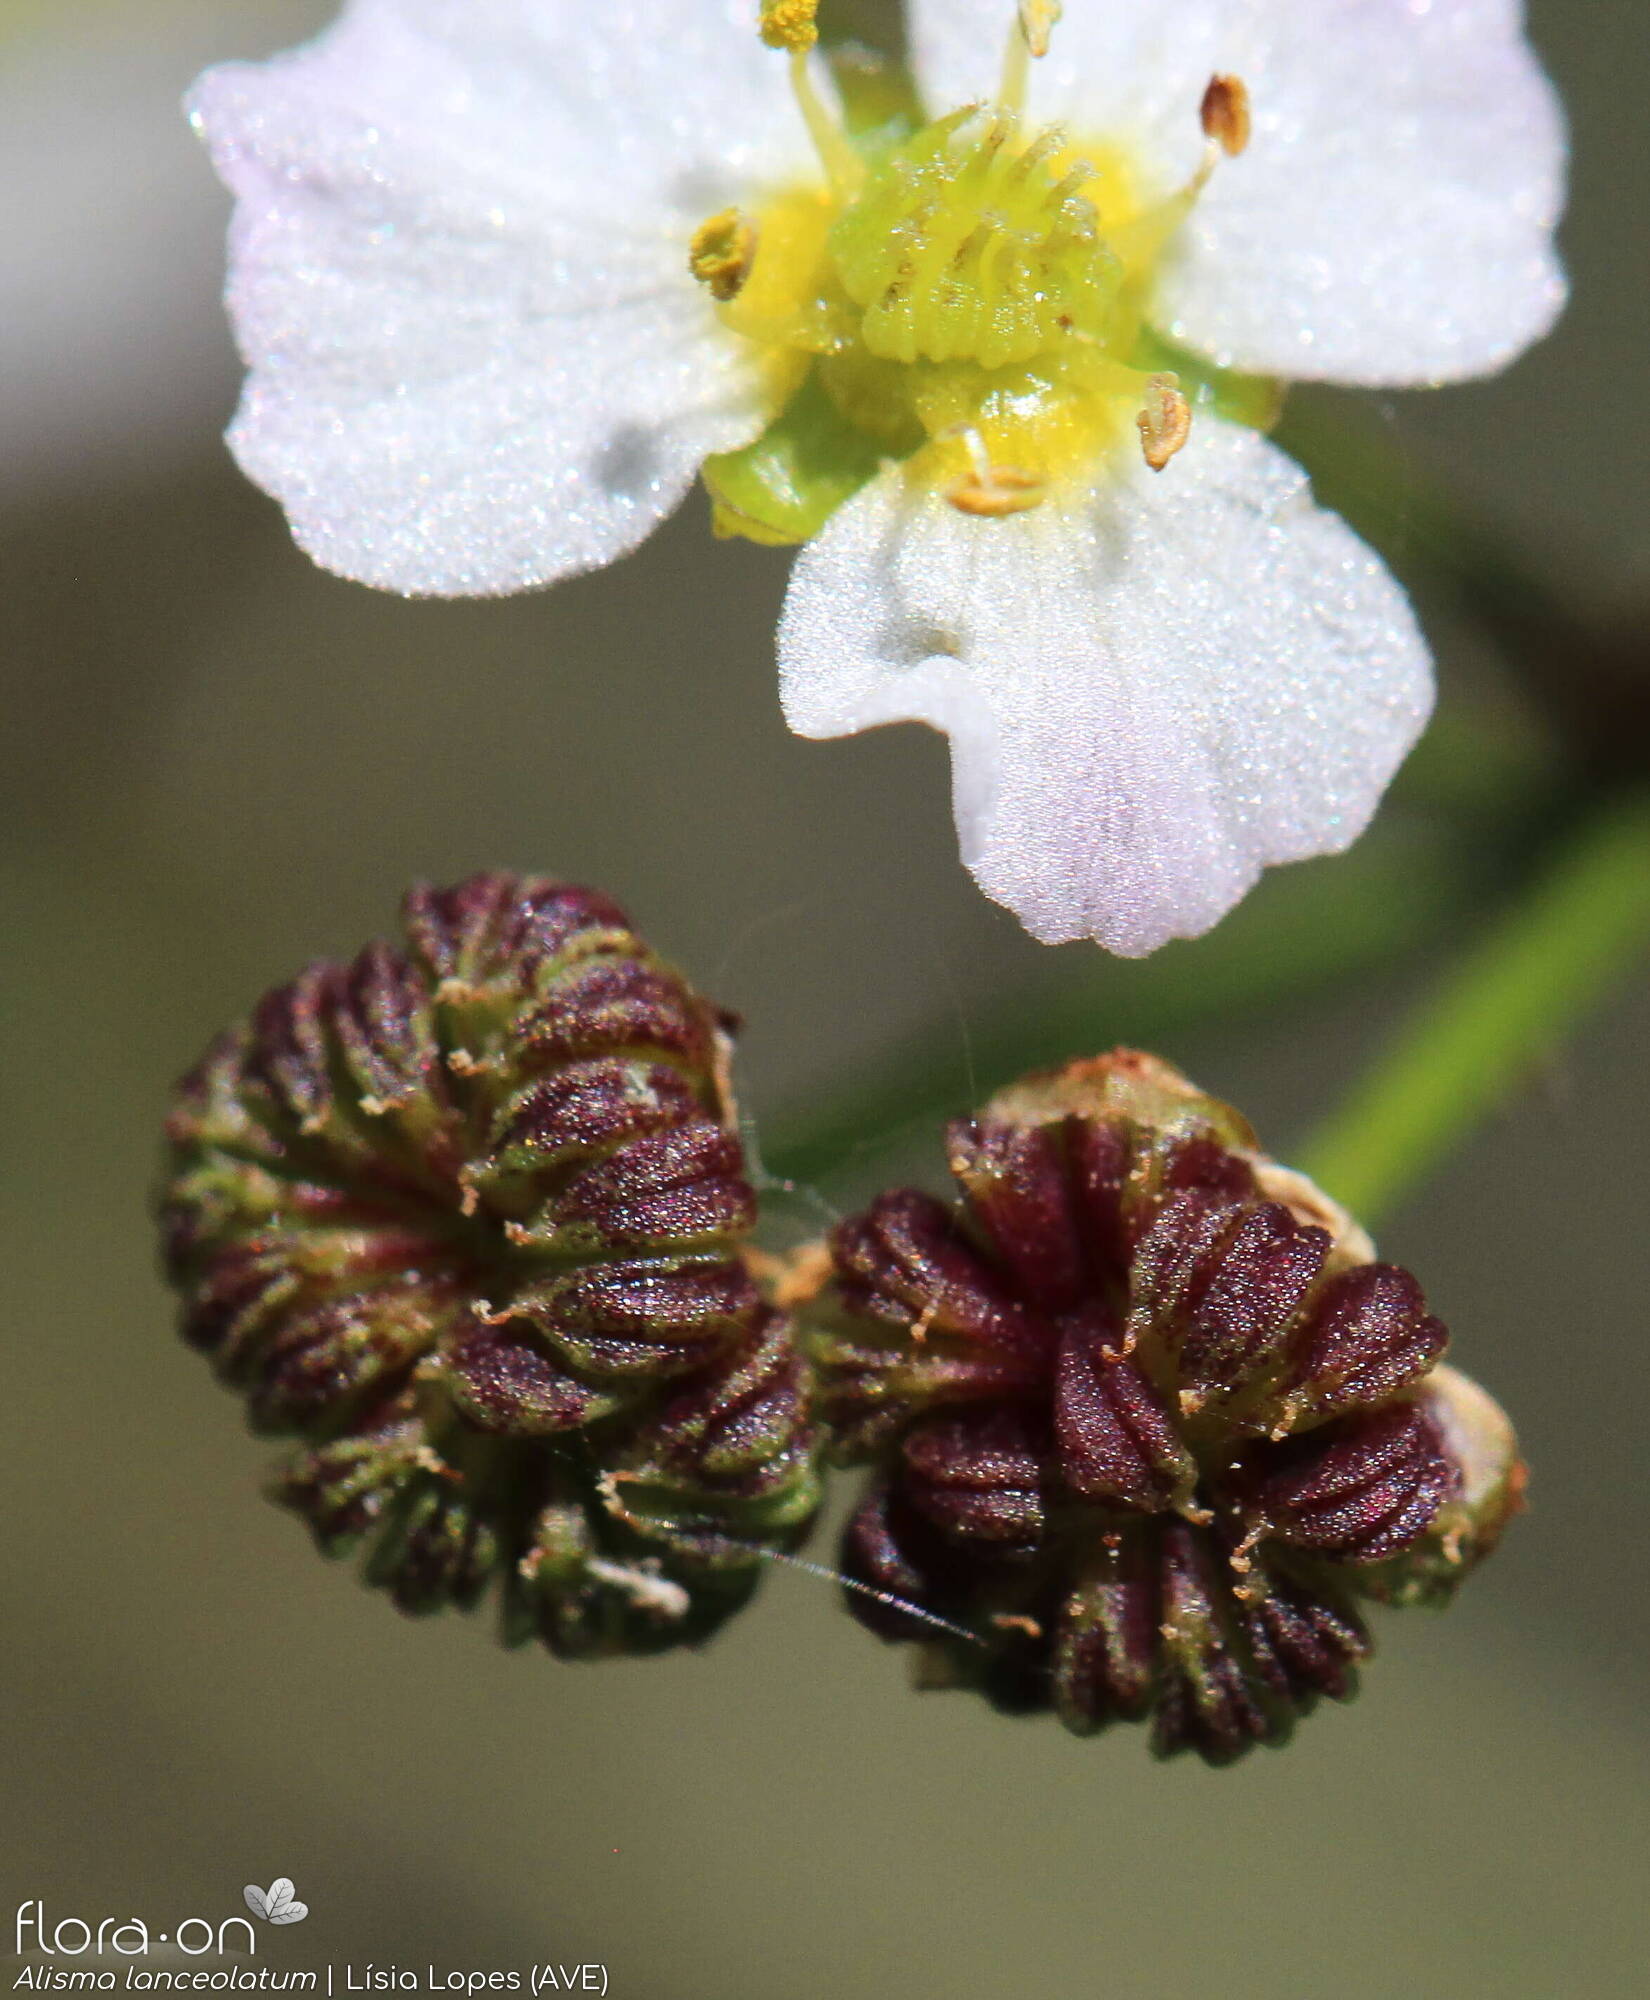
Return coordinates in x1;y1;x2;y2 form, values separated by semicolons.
189;1;816;594
778;421;1432;956
908;0;1566;386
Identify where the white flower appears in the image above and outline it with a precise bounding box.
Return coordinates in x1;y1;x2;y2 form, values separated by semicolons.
189;0;1566;954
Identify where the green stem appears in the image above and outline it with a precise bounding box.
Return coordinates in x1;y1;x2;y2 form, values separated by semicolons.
1297;788;1650;1223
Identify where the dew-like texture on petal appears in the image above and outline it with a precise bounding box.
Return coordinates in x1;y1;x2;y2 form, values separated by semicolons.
909;0;1566;385
778;419;1431;956
188;0;815;594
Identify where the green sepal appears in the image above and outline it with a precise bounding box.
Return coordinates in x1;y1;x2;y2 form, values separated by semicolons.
1129;327;1286;433
701;367;891;547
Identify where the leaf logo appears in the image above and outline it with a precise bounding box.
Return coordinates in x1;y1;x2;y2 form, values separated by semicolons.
243;1880;309;1926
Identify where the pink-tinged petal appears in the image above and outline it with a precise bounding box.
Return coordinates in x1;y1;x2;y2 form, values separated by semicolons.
909;0;1566;385
188;1;814;593
779;420;1431;956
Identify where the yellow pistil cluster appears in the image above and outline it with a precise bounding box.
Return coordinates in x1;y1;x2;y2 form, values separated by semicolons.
832;108;1122;371
691;10;1257;533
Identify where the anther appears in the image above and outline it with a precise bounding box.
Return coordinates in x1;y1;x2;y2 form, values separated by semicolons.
950;468;1047;516
1200;73;1252;157
758;0;818;52
1136;373;1192;471
946;429;1048;517
689;207;758;302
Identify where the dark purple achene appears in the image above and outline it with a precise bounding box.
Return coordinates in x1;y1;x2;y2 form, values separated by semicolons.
809;1051;1522;1764
159;873;820;1657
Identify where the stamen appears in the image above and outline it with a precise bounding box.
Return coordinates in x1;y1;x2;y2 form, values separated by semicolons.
689;207;758;301
754;1;858;190
1184;72;1253;198
1137;373;1192;471
1000;2;1062;116
946;427;1048;517
1105;76;1253;278
788;47;861;192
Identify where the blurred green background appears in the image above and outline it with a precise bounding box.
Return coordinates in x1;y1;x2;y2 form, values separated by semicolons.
4;3;1647;1996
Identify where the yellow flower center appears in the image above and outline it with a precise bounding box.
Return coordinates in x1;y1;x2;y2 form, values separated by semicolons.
694;13;1267;538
